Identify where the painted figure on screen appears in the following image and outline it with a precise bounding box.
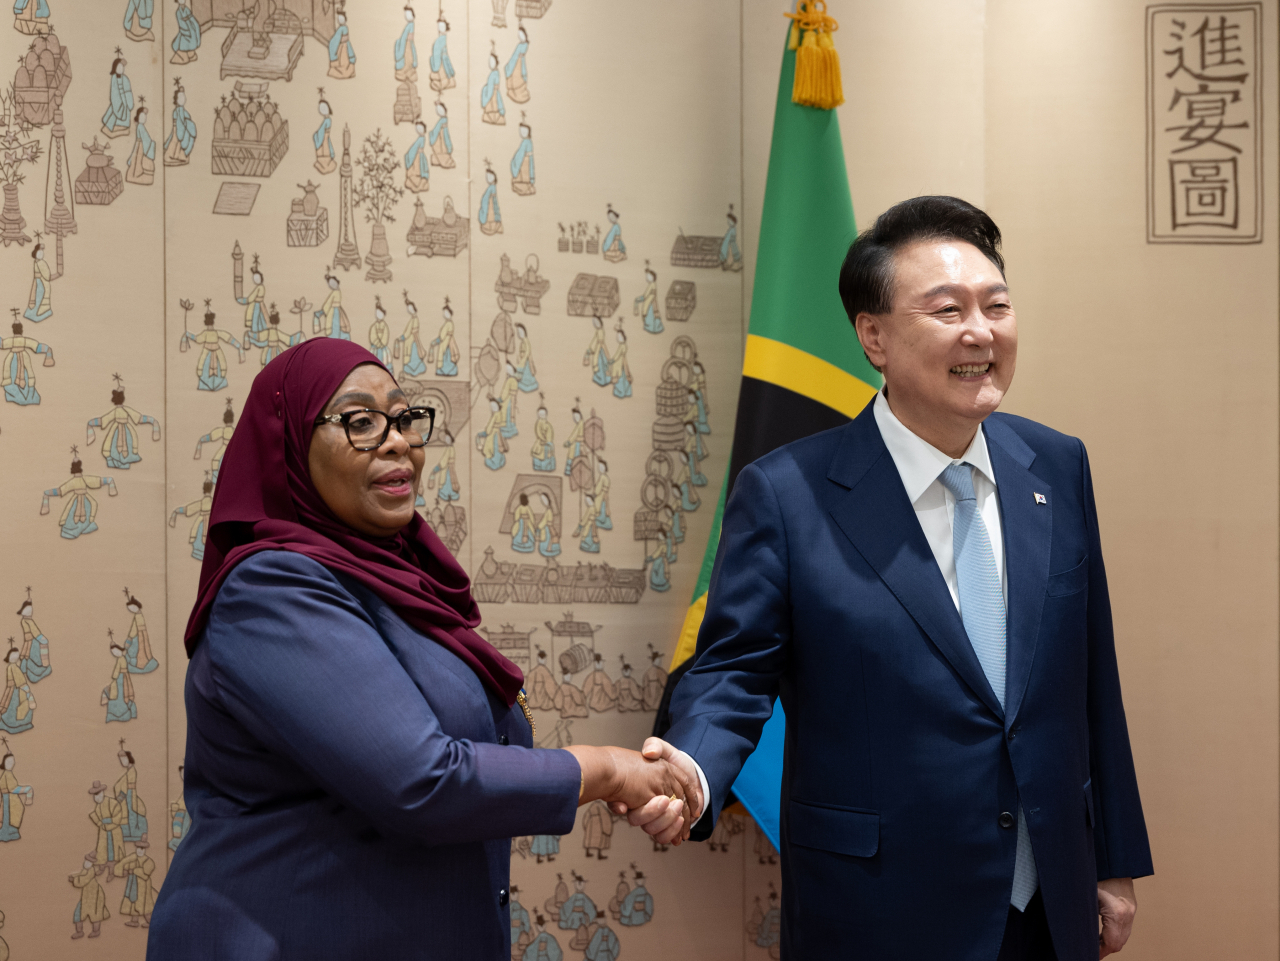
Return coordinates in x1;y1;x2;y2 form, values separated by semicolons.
601;205;625;263
122;590;157;674
86;374;161;469
618;866;653;926
609;327;630;399
593;459;611;530
101;52;134;139
634;263;661;334
327;6;355;79
249;304;296;368
481;47;505;125
41;447;117;539
180;300;244;392
563;400;583;477
102;631;137;723
394;5;417;81
575;493;600;553
314;93;336;175
2;315;54;406
531;398;554;472
169;764;189;852
114;741;148;841
479;162;502;234
429;297;458;375
163;80;196;166
397;291;427;376
314;273;351;340
170;0;201;64
511;492;535;553
368;297;392;367
404;120;430;193
506;25;530;103
124;103;155;186
429;14;455;91
584;316;610;387
122;0;154;41
499;361;520;438
720;203;742;271
514;323;537;391
69;852;110;940
88;777;125;872
12;0;50;36
558;872;597;932
1;648;34;735
0;739;32;841
23;241;51;322
429;101;454;168
15;589;50;682
477;396;507;471
238;256;269;336
510;118;535;196
615;656;643;712
194;400;235;483
426;429;460;501
170;475;214;560
114;832;158;927
536;491;560;556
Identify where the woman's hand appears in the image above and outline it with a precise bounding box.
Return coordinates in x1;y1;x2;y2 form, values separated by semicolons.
564;745;696;845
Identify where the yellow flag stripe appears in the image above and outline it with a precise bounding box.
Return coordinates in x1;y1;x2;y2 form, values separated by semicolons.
742;334;878;421
670;591;709;671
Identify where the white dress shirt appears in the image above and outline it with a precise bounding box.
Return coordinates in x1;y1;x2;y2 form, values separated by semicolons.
872;390;1007;607
684;391;1008;828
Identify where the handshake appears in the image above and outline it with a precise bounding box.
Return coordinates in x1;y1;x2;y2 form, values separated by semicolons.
565;738;703;846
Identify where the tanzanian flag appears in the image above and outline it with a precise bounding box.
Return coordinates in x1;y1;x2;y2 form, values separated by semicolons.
653;26;882;849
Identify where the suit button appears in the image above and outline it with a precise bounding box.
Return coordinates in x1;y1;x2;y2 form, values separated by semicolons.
498;735;509;746
999;811;1015;829
498;888;509;907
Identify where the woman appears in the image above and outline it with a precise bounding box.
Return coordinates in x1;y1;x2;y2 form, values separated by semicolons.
123;592;157;674
368;297;391;366
148;340;693;960
510;121;535;195
1;648;34;734
514;323;538;392
609;328;631;399
103;635;136;723
510;492;535;553
428;298;458;375
394;4;417;81
535;492;560;557
114;745;148;841
23;242;51;323
634;265;661;334
313;273;350;339
125;104;155;185
531;400;554;472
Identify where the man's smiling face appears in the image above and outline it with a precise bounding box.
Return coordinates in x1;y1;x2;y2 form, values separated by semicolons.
857;238;1017;443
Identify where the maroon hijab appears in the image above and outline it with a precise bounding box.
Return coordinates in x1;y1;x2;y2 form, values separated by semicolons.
184;338;524;706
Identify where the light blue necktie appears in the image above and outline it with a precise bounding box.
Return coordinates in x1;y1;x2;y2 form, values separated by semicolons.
938;463;1039;912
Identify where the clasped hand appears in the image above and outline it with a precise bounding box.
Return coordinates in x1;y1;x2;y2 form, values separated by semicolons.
566;737;704;846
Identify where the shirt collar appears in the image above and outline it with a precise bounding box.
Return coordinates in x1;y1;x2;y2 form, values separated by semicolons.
872;390;997;505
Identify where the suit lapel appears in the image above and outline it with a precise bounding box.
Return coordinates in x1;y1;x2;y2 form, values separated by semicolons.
827;410;1005;719
984;417;1051;729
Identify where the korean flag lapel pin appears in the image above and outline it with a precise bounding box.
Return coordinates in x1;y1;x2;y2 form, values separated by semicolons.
1033;492;1047;505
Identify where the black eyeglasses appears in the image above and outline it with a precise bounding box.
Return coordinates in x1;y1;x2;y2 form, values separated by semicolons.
314;406;435;450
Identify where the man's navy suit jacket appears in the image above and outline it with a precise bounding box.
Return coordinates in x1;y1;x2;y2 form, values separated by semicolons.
666;403;1153;960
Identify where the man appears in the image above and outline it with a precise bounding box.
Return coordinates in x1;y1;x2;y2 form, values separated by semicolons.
631;197;1152;959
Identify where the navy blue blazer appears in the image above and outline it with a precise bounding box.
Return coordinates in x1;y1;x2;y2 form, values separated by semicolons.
666;404;1153;961
148;551;581;961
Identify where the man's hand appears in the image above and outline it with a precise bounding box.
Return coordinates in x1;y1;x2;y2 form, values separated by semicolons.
616;738;705;846
1098;877;1136;958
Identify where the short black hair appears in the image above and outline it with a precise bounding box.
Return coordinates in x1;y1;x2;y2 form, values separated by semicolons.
837;196;1004;324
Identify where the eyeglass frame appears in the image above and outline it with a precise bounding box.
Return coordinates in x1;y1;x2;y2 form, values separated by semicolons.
313;405;436;451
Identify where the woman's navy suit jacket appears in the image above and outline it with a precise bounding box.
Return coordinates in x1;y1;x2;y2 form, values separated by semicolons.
667;405;1153;960
148;551;580;960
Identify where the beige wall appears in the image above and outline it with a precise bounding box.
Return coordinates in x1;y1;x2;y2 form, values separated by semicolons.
741;0;1280;956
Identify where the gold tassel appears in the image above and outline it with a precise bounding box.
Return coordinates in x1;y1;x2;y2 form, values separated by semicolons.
787;1;844;110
